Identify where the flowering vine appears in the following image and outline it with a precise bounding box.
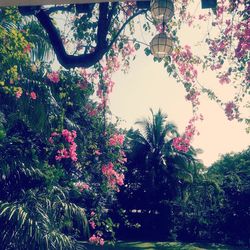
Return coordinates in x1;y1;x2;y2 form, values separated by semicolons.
49;129;78;162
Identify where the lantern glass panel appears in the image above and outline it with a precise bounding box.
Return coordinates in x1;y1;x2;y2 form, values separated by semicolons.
150;33;173;59
150;0;174;22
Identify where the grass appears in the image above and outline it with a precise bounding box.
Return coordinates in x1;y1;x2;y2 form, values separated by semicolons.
82;241;249;250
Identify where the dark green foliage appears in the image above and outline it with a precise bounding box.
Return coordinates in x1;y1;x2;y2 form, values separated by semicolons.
114;109;201;241
113;109;250;247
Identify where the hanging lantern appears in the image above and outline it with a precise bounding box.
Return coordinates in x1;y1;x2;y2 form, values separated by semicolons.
150;0;174;22
150;32;173;59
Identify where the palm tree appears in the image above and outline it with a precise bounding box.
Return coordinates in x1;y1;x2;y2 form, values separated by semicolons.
117;109;201;240
125;109;199;207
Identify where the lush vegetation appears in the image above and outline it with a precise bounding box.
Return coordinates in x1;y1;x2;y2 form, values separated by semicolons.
0;1;249;249
114;116;250;246
0;7;127;249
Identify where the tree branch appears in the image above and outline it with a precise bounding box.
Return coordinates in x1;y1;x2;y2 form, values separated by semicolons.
33;3;110;68
19;4;146;69
108;9;147;50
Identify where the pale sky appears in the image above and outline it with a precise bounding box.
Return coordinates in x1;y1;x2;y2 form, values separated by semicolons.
108;4;250;167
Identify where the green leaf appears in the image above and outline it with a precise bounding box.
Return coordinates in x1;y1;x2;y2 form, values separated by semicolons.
144;47;151;56
134;43;140;51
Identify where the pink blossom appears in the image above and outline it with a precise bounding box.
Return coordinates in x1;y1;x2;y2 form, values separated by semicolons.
109;134;125;146
90;211;95;217
94;150;102;156
23;44;31;53
74;181;90;192
51;132;59;137
62;129;77;143
48;137;54;144
156;23;166;33
89;220;96;229
99;238;105;246
185;90;200;106
69;142;78;161
30;91;37;100
224;101;239;121
102;162;125;189
54;129;78;161
78;80;88;90
88;109;98;117
55;148;69;161
122;42;135;57
172;116;201;152
172;46;198;83
47;71;60;83
210;64;222;71
89;234;105;246
172;137;189;153
219;73;231;85
15;88;23;99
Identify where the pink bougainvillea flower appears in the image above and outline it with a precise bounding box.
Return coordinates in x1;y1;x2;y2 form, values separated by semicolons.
224;101;239;121
53;129;78;162
15;88;23;99
99;238;105;246
47;71;60;83
219;73;231;85
89;234;105;246
89;220;96;229
109;134;125;146
23;43;31;53
94;150;102;156
74;181;89;192
102;162;125;189
30;91;37;100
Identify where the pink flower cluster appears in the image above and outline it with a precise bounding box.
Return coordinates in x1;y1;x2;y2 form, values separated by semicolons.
30;91;37;100
85;104;99;117
117;150;127;164
156;23;167;33
209;39;228;57
122;42;136;58
210;63;222;71
109;134;125;146
172;45;198;83
122;1;136;16
105;54;120;73
235;22;250;59
89;220;96;229
185;90;200;106
49;130;78;162
89;211;96;229
74;181;89;192
23;44;31;54
102;162;124;189
77;80;89;90
94;149;102;156
96;73;115;100
47;71;60;83
225;101;239;121
173;116;201;153
218;73;231;85
61;129;77;144
172;137;190;153
89;234;104;246
15;88;23;99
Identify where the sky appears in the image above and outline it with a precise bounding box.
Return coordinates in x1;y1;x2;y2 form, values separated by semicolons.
108;4;250;167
